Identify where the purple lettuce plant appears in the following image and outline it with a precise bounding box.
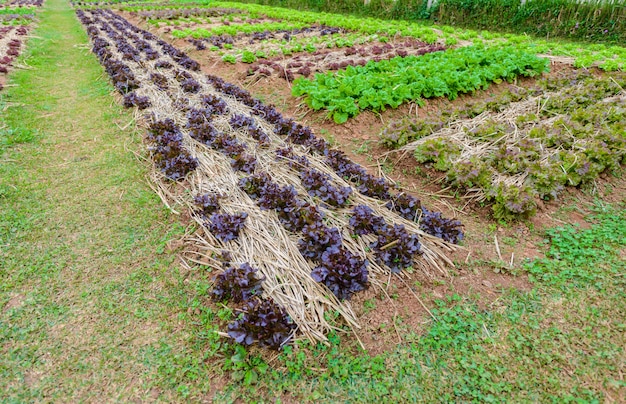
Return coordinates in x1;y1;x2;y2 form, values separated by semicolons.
193;193;221;217
371;224;421;272
208;212;248;242
227;297;296;350
298;222;342;261
311;248;369;300
419;208;464;244
212;262;264;303
385;193;422;221
349;205;386;236
300;168;352;207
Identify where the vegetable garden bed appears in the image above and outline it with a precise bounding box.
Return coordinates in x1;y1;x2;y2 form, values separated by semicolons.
76;7;465;348
0;0;39;89
0;6;36;24
73;0;625;351
384;71;626;220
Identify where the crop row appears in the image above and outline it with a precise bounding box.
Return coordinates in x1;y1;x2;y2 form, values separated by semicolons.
0;12;34;24
134;6;244;21
78;7;308;348
144;13;250;29
186;25;371;62
378;72;597;150
248;40;445;81
77;7;462;347
390;71;626;220
0;5;34;13
0;0;41;7
293;45;549;123
0;25;27;86
147;13;261;29
170;20;310;39
115;2;225;12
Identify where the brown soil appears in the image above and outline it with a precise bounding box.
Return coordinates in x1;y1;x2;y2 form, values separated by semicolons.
118;11;626;355
350;265;534;355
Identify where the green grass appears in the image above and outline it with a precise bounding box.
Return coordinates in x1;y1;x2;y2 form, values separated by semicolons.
0;0;221;400
1;0;624;401
207;202;625;402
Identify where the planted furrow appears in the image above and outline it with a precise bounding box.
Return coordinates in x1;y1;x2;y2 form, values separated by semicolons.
134;6;244;21
292;45;550;123
392;72;626;220
0;26;30;86
79;9;354;344
1;0;42;6
171;19;310;39
186;24;357;63
247;39;446;81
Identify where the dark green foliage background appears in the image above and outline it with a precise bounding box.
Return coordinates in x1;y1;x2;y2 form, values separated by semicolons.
231;0;626;44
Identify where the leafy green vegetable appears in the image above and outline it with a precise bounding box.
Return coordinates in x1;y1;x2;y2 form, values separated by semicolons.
292;45;549;123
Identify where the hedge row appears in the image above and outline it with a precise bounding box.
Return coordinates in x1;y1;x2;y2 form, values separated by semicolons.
230;0;626;44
